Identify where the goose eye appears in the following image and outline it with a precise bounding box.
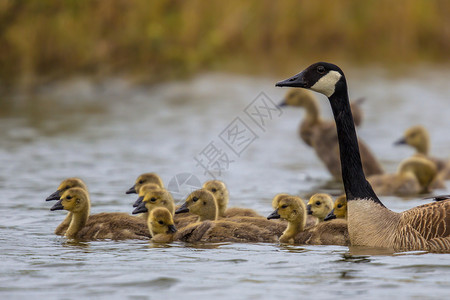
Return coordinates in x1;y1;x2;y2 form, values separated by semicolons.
66;195;72;200
158;220;164;225
317;66;325;74
192;197;199;202
281;205;288;209
150;197;157;202
211;188;217;193
315;201;321;205
138;180;144;184
337;204;342;208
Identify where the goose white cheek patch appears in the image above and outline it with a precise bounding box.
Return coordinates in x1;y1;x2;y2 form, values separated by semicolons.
310;71;342;97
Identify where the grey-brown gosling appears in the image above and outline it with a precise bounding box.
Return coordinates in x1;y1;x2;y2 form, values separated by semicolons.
324;194;348;221
46;177;88;236
280;88;383;180
276;62;450;252
367;156;443;196
148;207;177;243
126;173;164;194
202;180;262;218
268;196;349;245
51;188;150;240
306;193;334;223
394;125;450;179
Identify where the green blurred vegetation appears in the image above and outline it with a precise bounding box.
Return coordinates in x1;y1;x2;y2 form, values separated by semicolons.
0;0;449;91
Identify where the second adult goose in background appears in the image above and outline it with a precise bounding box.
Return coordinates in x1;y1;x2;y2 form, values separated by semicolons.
51;188;151;240
367;156;444;196
276;62;450;252
394;125;450;179
280;89;383;180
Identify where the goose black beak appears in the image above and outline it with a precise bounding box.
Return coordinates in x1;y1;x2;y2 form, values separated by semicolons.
132;201;148;214
324;209;337;221
276;71;307;88
394;137;407;146
267;209;280;220
133;196;144;207
175;202;189;214
306;204;313;215
46;190;61;201
167;224;177;233
126;185;137;194
50;200;64;211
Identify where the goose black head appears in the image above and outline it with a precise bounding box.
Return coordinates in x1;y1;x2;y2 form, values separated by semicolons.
276;62;346;98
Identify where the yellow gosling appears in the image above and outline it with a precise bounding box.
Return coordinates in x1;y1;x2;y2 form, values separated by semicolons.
324;194;348;221
51;188;150;240
46;177;88;236
306;193;334;222
126;173;164;194
148;208;177;243
132;189;175;220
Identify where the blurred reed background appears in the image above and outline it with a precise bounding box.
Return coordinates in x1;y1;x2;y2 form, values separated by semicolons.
0;0;449;95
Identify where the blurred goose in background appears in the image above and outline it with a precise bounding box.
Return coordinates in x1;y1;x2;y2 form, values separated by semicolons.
126;172;164;194
280;88;383;180
46;177;88;235
324;194;348;221
268;196;349;245
367;156;444;196
394;125;450;179
306;193;334;223
51;188;150;240
276;62;450;252
202;180;262;218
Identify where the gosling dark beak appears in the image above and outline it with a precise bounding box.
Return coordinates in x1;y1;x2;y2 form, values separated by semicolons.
275;71;307;88
324;209;337;221
126;185;137;194
132;201;148;214
167;224;177;233
175;202;189;214
50;200;64;211
306;204;313;215
267;209;280;220
394;137;407;146
133;196;144;207
46;190;61;201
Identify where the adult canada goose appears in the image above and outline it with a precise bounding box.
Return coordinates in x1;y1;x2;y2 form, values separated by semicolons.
267;196;349;245
46;178;88;235
126;173;164;194
367;156;443;196
147;207;177;243
280;89;383;180
276;62;450;252
51;188;150;240
324;194;348;221
202;180;262;218
394;125;450;179
306;193;334;223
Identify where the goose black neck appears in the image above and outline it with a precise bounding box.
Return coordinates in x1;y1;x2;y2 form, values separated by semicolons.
328;85;383;206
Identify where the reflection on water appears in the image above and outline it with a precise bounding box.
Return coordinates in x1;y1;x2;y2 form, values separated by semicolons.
1;71;450;299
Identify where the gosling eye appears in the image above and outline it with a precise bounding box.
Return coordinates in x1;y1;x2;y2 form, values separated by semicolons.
315;201;321;206
281;205;288;209
211;188;217;193
150;197;157;202
317;66;326;74
158;220;164;225
66;195;72;200
138;180;144;184
192;197;199;202
337;204;342;208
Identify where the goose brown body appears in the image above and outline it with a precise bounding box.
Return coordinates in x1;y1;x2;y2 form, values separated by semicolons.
51;188;151;240
281;89;383;180
276;62;450;252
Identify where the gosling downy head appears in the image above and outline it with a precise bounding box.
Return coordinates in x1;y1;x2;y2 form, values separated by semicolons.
268;196;306;224
271;193;291;209
175;189;218;221
50;187;89;214
202;180;229;217
324;194;347;221
46;178;88;201
279;88;317;107
126;173;164;194
306;193;334;222
132;189;175;215
394;125;430;155
133;183;162;207
149;207;177;241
